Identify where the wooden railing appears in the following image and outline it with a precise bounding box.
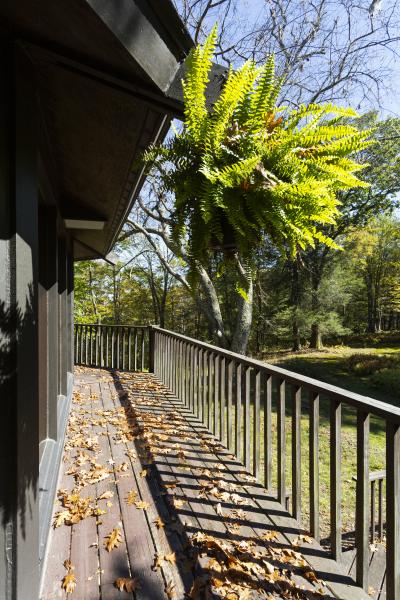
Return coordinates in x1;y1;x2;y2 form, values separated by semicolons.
74;324;150;371
151;327;400;598
352;470;386;543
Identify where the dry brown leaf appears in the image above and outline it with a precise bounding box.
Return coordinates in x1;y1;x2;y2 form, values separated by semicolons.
164;552;176;565
165;580;176;599
98;490;114;500
154;517;166;529
104;527;122;552
126;489;138;505
63;559;73;571
140;469;148;477
115;462;129;472
152;553;163;571
114;577;140;592
53;511;70;528
135;500;150;510
171;497;186;509
260;530;279;542
61;572;76;594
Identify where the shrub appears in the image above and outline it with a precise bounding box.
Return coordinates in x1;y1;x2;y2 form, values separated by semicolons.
371;367;400;398
347;353;400;375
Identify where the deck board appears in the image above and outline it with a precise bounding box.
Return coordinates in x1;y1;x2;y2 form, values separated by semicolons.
41;368;380;600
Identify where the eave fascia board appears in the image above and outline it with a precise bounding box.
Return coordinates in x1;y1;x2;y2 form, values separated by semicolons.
85;0;183;93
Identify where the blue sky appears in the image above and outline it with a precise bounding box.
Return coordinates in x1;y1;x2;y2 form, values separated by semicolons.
176;0;400;118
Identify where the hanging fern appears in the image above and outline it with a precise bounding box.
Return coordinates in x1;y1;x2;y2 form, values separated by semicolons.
142;25;374;276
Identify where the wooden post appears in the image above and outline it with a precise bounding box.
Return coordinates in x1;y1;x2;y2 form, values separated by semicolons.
277;379;286;505
253;370;261;479
292;385;301;523
386;421;400;599
330;399;342;560
264;374;272;490
148;327;155;373
356;410;370;591
309;391;320;541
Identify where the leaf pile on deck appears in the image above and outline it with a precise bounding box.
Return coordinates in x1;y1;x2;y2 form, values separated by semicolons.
53;369;331;598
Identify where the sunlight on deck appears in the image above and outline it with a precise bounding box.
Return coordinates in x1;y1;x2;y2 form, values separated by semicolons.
41;368;368;599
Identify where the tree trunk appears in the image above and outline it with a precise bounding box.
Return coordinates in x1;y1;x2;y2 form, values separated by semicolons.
310;270;322;349
231;278;253;354
289;260;302;351
367;288;376;333
310;323;322;350
292;317;301;351
197;265;229;347
88;264;100;323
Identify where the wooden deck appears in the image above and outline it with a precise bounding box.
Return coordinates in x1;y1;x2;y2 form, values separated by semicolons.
41;368;373;600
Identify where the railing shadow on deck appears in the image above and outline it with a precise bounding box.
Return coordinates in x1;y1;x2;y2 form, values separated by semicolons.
108;369;342;599
74;324;400;599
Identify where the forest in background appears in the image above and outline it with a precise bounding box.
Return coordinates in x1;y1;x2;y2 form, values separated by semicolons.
74;208;400;352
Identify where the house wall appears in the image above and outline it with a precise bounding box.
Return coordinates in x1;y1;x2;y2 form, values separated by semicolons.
0;43;74;600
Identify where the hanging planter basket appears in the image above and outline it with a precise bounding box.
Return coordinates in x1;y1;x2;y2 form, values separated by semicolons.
209;212;238;253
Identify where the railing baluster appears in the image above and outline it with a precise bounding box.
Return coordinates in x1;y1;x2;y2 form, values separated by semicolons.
94;325;98;366
116;327;120;369
170;336;174;391
378;478;383;540
220;356;226;443
208;352;213;429
90;325;94;365
235;363;242;460
213;355;220;436
244;366;251;472
127;328;131;371
277;378;286;505
386;421;400;600
309;391;320;541
134;330;138;371
196;348;203;421
85;325;89;365
100;326;104;367
292;385;301;523
141;328;145;371
264;374;272;490
227;360;233;451
182;341;187;405
330;399;341;560
253;370;261;479
186;342;190;407
202;350;207;424
371;479;375;543
190;344;195;412
356;410;370;591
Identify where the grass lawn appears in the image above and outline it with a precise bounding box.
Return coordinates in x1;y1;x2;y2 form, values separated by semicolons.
252;333;400;540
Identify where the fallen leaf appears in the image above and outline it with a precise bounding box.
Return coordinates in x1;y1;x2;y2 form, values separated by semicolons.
140;469;148;477
61;572;76;594
164;552;176;565
135;500;150;510
152;553;163;571
104;527;122;552
165;580;176;599
154;517;166;529
63;559;73;571
126;490;138;505
98;491;114;500
171;497;186;509
114;577;140;592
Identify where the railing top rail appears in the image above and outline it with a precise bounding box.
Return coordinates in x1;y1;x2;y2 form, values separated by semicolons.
75;323;149;328
153;326;400;423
